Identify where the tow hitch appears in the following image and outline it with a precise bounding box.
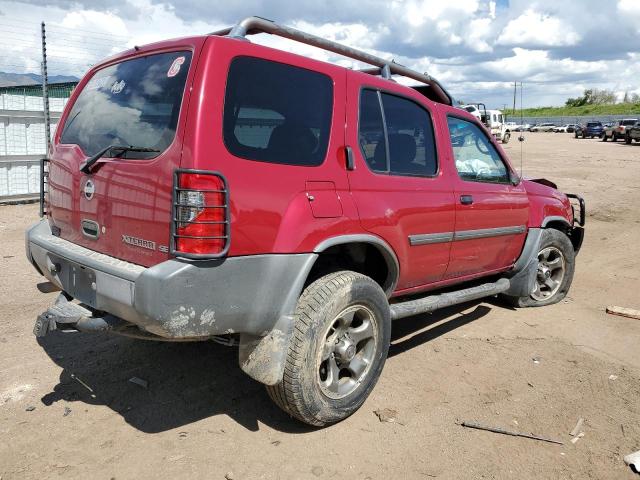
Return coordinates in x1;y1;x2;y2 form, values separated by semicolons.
34;293;126;337
34;293;214;342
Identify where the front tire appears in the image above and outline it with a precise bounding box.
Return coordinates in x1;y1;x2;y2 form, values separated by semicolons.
601;134;607;142
502;229;575;308
266;271;391;426
626;134;632;144
502;132;511;144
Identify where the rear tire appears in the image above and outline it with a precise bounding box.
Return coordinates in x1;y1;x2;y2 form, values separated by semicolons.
626;134;632;144
266;271;391;426
502;229;575;308
502;132;510;144
601;134;607;142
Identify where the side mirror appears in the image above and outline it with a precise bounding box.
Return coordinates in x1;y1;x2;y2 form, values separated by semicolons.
509;171;521;186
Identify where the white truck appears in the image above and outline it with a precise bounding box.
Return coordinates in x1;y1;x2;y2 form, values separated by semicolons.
461;104;511;143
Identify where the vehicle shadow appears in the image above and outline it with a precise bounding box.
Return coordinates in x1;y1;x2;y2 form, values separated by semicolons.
37;299;501;434
388;301;492;357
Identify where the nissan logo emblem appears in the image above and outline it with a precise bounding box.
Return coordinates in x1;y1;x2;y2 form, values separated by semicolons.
83;179;95;200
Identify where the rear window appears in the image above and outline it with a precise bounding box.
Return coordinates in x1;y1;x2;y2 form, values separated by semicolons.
60;51;192;158
223;56;333;166
587;122;602;127
622;119;637;126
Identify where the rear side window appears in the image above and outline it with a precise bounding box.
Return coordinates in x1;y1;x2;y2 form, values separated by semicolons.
358;89;437;176
223;56;333;166
60;51;192;158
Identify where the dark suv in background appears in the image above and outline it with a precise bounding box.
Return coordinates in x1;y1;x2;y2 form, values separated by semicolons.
575;122;603;139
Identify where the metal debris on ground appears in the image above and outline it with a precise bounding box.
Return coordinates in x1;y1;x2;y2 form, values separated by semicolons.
532;357;541;364
63;407;71;417
571;432;585;444
25;405;35;412
70;373;96;398
128;376;149;389
461;421;563;445
609;374;618;381
624;450;640;475
374;408;398;423
569;418;584;437
606;306;640;320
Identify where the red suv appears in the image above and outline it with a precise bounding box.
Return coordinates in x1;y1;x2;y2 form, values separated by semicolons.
26;17;585;426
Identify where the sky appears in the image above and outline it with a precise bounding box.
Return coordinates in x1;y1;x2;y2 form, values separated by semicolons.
0;0;639;108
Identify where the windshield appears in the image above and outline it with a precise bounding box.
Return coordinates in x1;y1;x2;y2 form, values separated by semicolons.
60;51;192;158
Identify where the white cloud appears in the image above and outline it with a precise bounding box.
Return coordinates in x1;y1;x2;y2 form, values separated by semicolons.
497;9;580;47
0;0;639;108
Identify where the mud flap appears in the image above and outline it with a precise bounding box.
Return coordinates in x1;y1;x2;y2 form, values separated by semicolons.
238;314;295;386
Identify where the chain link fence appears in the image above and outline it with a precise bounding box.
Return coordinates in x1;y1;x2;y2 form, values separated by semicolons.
507;114;638;127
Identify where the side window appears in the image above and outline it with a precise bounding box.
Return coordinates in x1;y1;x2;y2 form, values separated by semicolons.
223;56;333;166
358;89;437;176
381;93;437;176
447;116;510;184
358;89;387;172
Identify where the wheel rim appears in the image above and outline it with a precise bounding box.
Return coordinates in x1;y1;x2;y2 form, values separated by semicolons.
531;246;566;301
317;305;378;399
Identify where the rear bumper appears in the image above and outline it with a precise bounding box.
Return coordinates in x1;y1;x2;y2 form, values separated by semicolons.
26;220;316;338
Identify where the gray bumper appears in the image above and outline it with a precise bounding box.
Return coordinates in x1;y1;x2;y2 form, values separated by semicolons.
26;220;316;338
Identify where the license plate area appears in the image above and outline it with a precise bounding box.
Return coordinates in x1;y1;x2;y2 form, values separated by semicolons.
51;255;97;307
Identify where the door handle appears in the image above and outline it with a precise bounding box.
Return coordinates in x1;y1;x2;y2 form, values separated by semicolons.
345;146;355;171
460;195;474;205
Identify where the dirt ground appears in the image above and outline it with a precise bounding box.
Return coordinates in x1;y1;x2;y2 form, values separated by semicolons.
1;133;640;479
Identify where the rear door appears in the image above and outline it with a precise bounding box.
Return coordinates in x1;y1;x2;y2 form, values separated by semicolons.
48;42;204;266
444;114;529;279
345;72;456;292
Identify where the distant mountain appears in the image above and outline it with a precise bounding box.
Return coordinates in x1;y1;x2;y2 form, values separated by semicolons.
0;71;79;87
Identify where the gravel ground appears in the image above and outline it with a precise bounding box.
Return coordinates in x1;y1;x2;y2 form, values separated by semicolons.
1;133;639;479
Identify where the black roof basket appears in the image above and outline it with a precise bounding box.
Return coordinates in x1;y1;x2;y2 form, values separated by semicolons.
209;16;454;106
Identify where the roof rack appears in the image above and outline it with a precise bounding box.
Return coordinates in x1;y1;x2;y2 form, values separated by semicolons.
209;16;453;106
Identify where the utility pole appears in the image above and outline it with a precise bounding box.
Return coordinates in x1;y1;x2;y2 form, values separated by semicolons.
40;21;51;154
513;81;517;115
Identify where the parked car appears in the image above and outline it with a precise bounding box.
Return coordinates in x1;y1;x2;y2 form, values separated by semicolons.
514;123;530;132
25;16;586;426
530;123;556;132
553;124;577;133
602;118;639;142
575;122;604;138
625;121;640;144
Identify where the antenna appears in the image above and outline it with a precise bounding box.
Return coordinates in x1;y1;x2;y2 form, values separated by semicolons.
519;82;524;176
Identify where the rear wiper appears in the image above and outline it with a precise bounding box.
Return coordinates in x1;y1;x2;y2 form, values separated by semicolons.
80;145;160;174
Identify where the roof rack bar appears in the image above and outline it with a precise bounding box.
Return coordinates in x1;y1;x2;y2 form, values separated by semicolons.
208;16;452;105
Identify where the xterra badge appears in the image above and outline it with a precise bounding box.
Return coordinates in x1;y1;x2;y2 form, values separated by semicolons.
122;235;156;251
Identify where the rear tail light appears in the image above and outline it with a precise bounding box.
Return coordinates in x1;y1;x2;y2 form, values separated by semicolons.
171;169;230;259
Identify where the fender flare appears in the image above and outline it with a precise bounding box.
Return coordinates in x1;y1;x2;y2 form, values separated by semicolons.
541;216;571;228
313;234;400;296
239;234;400;386
505;216;575;297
